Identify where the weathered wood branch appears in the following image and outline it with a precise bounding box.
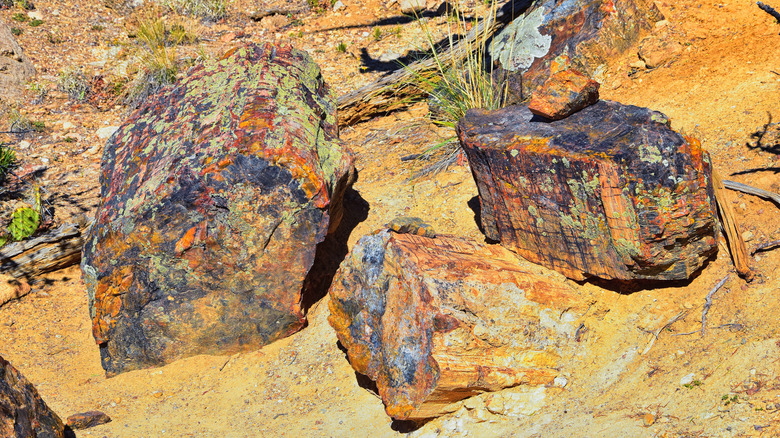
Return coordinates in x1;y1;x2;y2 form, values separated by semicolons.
758;1;780;23
0;222;84;279
712;171;754;280
723;179;780;205
336;2;525;126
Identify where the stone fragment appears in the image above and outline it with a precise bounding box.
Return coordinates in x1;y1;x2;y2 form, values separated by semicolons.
399;0;425;14
0;355;65;437
0;18;36;101
458;100;718;281
328;231;584;420
638;28;683;68
82;43;355;375
527;69;600;120
65;411;111;430
490;0;663;103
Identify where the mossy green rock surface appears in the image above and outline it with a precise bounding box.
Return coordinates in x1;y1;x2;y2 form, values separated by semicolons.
81;43;355;375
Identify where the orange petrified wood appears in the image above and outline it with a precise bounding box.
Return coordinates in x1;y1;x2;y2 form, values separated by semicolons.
458;100;719;281
328;231;585;420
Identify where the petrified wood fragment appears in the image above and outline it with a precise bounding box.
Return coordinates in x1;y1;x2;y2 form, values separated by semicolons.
328;230;584;420
0;355;65;438
458;101;718;281
490;0;663;103
82;43;355;375
527;69;600;120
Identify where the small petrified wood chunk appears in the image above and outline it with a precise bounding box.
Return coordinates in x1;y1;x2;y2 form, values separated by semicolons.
458;101;718;281
528;69;600;120
328;231;584;420
81;43;355;375
0;355;65;438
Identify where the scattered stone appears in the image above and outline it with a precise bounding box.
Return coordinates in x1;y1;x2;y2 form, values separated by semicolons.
0;275;31;307
742;231;754;242
553;376;568;388
680;373;695;386
386;216;436;237
0;18;37;101
66;411;111;430
490;0;663;103
0;355;66;437
328;230;584;420
96;126;119;140
528;69;600;120
399;0;425;14
82;43;355;376
643;412;656;426
259;15;290;31
332;0;345;11
638;28;683;68
630;59;647;69
458;101;718;281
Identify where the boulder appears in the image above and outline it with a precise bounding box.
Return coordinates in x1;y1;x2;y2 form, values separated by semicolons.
328;230;584;420
458;101;718;281
527;69;600;120
82;43;355;375
0;18;36;101
0;355;65;438
489;0;663;103
65;411;111;430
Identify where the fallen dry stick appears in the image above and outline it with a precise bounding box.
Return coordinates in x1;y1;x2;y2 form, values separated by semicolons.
723;179;780;205
713;171;754;280
752;239;780;255
642;310;688;355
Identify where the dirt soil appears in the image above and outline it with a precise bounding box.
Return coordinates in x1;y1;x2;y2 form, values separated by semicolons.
1;0;780;436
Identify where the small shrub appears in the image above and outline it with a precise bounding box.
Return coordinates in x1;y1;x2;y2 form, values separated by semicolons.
11;27;22;36
336;42;346;53
0;144;15;183
46;29;63;44
29;18;43;26
27;81;48;104
91;24;105;32
373;27;382;41
58;69;91;102
158;0;227;21
405;1;508;175
125;16;181;108
14;0;34;10
11;12;27;21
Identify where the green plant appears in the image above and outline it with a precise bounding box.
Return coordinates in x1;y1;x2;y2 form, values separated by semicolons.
7;207;39;241
158;0;227;21
27;81;48;104
91;24;105;31
373;27;382;41
405;1;507;175
125;16;182;108
58;69;91;102
336;42;347;53
722;394;739;406
682;380;702;389
0;144;15;183
14;0;34;10
29;18;43;26
12;12;27;21
46;29;63;44
11;27;22;36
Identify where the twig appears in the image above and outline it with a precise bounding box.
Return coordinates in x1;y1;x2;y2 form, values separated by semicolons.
752;239;780;255
758;2;780;23
701;275;729;337
724;179;780;205
642;311;688;355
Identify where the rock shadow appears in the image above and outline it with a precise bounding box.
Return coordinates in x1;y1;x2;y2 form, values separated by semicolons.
577;254;713;294
300;184;369;313
466;196;498;244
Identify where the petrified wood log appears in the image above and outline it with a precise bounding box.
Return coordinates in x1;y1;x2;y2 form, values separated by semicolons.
458;101;718;281
0;355;65;438
328;230;584;420
490;0;663;103
82;43;355;375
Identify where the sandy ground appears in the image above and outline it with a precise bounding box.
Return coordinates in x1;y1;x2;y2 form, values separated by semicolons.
1;0;780;436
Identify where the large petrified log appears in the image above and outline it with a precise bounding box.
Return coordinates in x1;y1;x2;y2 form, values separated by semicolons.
328;230;584;420
81;43;355;375
458;101;718;281
490;0;663;103
0;355;65;438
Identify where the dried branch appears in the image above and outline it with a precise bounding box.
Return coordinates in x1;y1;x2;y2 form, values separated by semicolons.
642;311;688;355
752;239;780;255
724;179;780;205
701;275;729;337
758;2;780;23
